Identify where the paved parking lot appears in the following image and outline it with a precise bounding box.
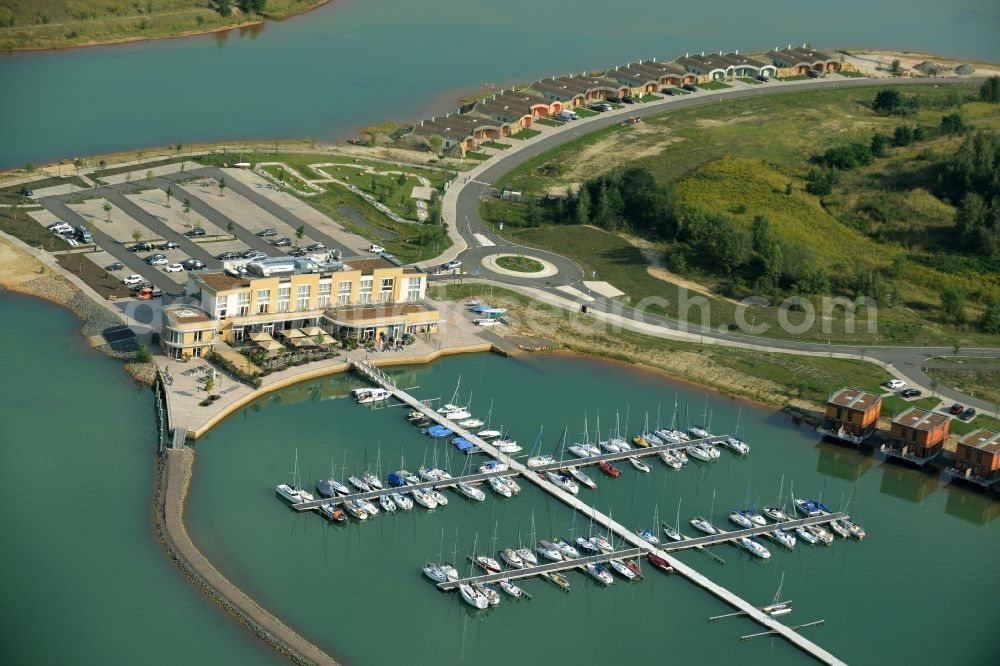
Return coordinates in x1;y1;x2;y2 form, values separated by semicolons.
124;189;222;237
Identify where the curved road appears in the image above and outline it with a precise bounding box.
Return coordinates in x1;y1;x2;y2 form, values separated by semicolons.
440;75;1000;415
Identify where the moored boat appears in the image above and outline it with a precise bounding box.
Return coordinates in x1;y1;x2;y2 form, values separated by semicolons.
379;493;397;512
810;525;834;544
319;502;346;522
545;470;579;495
477;429;502;440
841;517;866;539
500;547;524;569
441;562;460;581
629;457;652;473
391;491;413;510
688;425;711;439
477;583;501;606
598;460;621;477
499;579;525;598
342;499;369;520
362;472;383;490
795;525;818;544
575;536;600;554
423;562;448;584
455;482;485;502
488;476;513;498
767;528;796;550
541;572;571;592
686;445;713;462
690;516;718;535
661;522;682;542
636;528;660;545
762;505;789;522
585;563;615;586
554;538;580;559
514;547;538;567
526;454;555;468
729;510;753;529
276;483;303;504
589;534;614;553
479;460;509;474
354;387;392;404
793;498;830;517
724;436;750;455
828;519;851;539
411;488;438;509
428;489;448;506
647;552;673;573
496;438;522;454
658;449;683;470
738;536;771;559
565;467;597;490
474;555;502;573
608;559;637;580
536;540;563;562
459;584;489;609
348;475;371;493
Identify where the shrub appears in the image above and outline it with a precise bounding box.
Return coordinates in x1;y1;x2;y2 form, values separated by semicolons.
135;344;152;363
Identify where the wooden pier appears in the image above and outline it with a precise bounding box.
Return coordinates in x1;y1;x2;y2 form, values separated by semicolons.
348;361;849;666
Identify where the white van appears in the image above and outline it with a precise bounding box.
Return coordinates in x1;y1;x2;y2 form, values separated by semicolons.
559;109;579;121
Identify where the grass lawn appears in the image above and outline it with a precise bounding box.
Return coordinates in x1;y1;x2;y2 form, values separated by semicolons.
495;255;545;272
480;141;512;150
536;118;564;128
56;252;131;299
737;77;762;85
638;94;662;102
0;206;70;252
925;368;1000;407
510;129;542;140
950;413;1000;435
261;164;313;191
664;88;690;96
837;70;870;78
779;75;813;81
881;395;941;417
573;108;599;118
465;152;491;161
699;80;732;90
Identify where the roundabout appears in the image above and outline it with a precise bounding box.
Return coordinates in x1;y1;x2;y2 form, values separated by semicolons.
481;252;559;278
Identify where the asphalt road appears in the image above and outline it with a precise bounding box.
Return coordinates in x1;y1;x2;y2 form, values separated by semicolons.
446;75;1000;414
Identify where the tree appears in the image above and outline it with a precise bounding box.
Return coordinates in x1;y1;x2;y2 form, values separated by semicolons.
214;0;232;16
165;185;173;207
135;344;152;363
979;76;1000;103
237;0;266;13
980;297;1000;334
955;192;988;249
870;133;888;158
226;221;235;235
873;89;903;115
574;186;590;226
218;177;226;197
889;59;902;75
182;198;191;214
145;169;153;181
204;376;215;393
940;113;965;135
295;225;305;241
103;201;112;222
817;143;872;169
749;215;784;285
892;125;915;147
940;284;966;324
131;229;143;244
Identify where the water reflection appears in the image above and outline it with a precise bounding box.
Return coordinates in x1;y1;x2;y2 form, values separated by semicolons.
878;462;939;504
943;484;1000;525
815;440;876;482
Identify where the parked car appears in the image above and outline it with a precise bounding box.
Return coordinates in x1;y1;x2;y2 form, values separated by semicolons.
183;227;206;237
256;228;277;237
621;95;635;104
885;379;906;389
48;222;73;234
756;75;770;82
216;251;239;260
105;262;125;272
180;258;205;270
158;241;179;250
589;103;611;112
441;260;462;271
128;242;153;252
606;96;622;103
129;282;153;293
164;263;184;273
900;388;922;398
243;251;267;261
289;248;307;257
558;109;578;121
122;274;143;286
807;69;824;78
682;84;698;92
147;256;168;266
961;407;977;420
305;242;326;251
368;244;385;254
271;237;292;247
949;403;965;415
663;88;678;96
75;225;93;243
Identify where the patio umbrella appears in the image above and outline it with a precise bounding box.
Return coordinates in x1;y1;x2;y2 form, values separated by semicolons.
258;339;284;353
249;331;273;342
301;326;325;337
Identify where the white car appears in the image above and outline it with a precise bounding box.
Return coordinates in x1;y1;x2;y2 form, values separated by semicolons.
147;256;168;266
442;259;462;271
164;263;184;273
48;222;73;234
368;244;385;254
122;274;143;286
885;379;906;390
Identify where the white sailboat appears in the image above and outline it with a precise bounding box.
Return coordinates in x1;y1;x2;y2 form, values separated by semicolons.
276;449;312;503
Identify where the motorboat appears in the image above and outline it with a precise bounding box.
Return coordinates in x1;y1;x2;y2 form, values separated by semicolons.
496;438;522;454
459;584;489;609
418;466;439;482
453;439;481;455
705;444;721;460
379;494;397;512
629;457;651;473
362;472;383;491
315;477;350;498
476;583;501;607
406;409;426;422
357;497;379;516
767;528;796;550
794;525;818;544
423;562;448;584
688;426;712;439
488;476;513;498
598;460;621;477
840;517;866;540
608;559;637;580
502;476;521;494
658;450;683;470
661;522;683;542
500;548;524;569
686;445;713;462
425;425;454;438
456;482;485;502
514;547;538;567
811;525;834;544
647;553;673;573
585;563;615;586
761;602;793;617
554;538;580;559
463;298;482;307
828;520;851;539
794;498;831;517
475;555;502;573
500;579;525;598
428;490;448;506
568;444;592;459
441;562;460;581
762;505;790;522
354;387;392;404
633;433;660;448
319;503;346;522
724;436;750;455
479;460;508;474
342;499;369;520
458;418;485;429
276;483;303;504
477;429;502;440
729;511;753;529
348;476;372;493
738;537;771;559
541;572;570;592
589;535;614;553
636;528;659;545
565;467;597;490
545;471;579;495
391;491;413;510
536;540;563;562
526;454;555;468
410;489;438;509
690;516;718;535
437;405;471;420
575;536;600;554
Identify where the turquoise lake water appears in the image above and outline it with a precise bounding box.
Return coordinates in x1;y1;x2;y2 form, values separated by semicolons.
1;0;999;168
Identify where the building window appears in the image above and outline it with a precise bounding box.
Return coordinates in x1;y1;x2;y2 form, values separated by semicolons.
337;280;351;306
296;284;311;311
237;292;250;316
216;305;227;320
359;277;373;305
406;276;422;302
278;285;290;313
379;277;394;303
317;282;331;308
193;330;203;343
